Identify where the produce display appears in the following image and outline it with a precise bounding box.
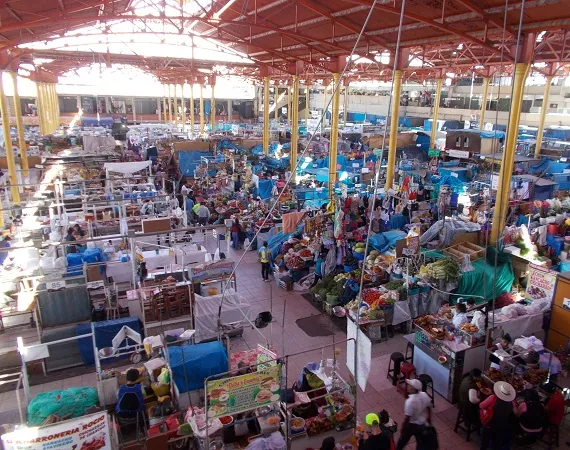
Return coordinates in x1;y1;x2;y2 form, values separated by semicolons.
523;368;549;385
305;415;334;436
419;258;461;281
459;323;479;333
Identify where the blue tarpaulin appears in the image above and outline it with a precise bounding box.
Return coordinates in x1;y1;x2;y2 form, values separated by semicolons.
76;317;143;366
529;157;570;175
369;230;407;252
169;341;228;393
258;179;275;199
216;139;245;154
178;150;213;176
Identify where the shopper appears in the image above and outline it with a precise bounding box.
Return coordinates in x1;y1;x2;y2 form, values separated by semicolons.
457;368;482;429
359;413;391;450
65;227;77;254
258;241;271;282
310;251;325;288
231;219;242;250
320;437;335;450
543;382;565;428
479;381;516;450
514;389;546;438
196;203;211;226
378;410;398;445
396;379;432;450
185;194;195;224
115;368;145;418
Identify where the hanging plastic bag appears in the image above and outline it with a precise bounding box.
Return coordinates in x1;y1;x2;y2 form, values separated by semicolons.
205;252;212;262
461;254;474;272
243;238;250;249
214;248;221;261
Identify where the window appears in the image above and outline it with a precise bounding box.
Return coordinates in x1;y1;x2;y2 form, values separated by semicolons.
456;137;461;148
464;137;470;148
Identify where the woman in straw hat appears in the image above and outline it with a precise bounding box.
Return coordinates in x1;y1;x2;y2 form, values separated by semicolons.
479;381;516;450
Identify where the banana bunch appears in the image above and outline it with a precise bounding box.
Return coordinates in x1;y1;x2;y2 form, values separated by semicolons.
425;258;460;281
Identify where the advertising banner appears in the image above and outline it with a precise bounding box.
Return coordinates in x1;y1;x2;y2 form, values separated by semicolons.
190;260;235;283
1;412;112;450
526;263;557;303
206;365;281;418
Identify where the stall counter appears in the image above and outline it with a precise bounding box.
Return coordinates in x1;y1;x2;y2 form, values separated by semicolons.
404;333;486;403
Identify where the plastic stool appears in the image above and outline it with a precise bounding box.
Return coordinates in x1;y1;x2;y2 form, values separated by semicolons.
418;373;435;407
387;352;404;386
404;341;414;363
396;362;417;398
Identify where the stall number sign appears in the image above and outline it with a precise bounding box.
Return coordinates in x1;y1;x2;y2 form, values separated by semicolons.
206;365;282;418
448;149;470;159
46;280;66;291
87;280;105;290
526;263;557;303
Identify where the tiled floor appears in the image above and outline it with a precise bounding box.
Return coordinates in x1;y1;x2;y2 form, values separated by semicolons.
0;247;568;449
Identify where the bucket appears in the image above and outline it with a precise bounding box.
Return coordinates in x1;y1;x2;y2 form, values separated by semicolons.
547;224;559;235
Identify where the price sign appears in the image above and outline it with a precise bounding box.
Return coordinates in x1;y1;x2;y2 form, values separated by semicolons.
46;280;66;291
451;172;459;178
87;280;105;290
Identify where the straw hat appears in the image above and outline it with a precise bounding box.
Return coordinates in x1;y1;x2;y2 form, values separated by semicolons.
494;381;516;402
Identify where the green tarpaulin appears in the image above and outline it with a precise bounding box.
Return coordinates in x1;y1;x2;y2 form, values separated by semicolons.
457;257;514;302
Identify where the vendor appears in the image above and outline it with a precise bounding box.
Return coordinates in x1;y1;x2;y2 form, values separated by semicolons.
115;368;146;418
140;199;154;216
340;273;360;306
452;302;469;327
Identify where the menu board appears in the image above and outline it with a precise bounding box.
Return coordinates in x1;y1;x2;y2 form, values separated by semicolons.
256;344;277;370
526;263;557;303
206;365;281;418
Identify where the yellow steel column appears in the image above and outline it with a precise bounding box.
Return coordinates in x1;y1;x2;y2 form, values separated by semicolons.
263;76;270;155
10;72;28;176
181;83;185;129
162;85;167;123
274;87;279;120
190;83;195;136
47;83;54;133
479;77;490;130
291;76;299;184
210;83;216;133
430;78;443;148
168;84;173;124
385;70;403;190
343;84;348;126
328;73;341;195
173;84;178;128
490;63;529;244
535;75;553;159
40;83;50;134
199;84;205;136
305;86;309;122
323;84;327;124
51;84;59;131
35;82;44;135
287;86;292;125
0;73;20;203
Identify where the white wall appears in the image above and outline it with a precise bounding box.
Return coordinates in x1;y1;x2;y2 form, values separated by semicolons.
308;93;570;127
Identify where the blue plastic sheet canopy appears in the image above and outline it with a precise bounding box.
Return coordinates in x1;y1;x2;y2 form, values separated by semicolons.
303;168;349;183
169;341;228;393
258;179;275;199
318;154;348;171
529;157;570;176
368;230;407;252
76;317;143;366
178;150;213;176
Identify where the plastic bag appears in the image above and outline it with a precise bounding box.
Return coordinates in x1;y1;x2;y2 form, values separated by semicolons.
501;304;518;319
214;248;221;261
244;238;250;249
392;300;411;325
205;252;212;262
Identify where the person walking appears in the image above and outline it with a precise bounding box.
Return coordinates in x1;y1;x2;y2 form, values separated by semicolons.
258;241;271;282
479;381;516;450
196;203;211;226
310;251;325;288
231;219;242;250
396;379;433;450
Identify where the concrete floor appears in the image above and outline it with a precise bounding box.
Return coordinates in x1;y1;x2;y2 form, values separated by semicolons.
0;247;568;449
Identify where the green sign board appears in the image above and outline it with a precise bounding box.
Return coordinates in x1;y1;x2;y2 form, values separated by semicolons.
428;149;440;157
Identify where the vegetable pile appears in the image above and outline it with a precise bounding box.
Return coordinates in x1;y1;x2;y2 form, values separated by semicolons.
419;258;461;281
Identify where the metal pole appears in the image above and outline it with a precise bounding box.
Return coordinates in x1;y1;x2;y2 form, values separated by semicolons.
168;84;173;124
385;70;403;190
430;78;443;148
490;63;530;244
190;83;195;138
162;85;168;123
534;75;553;159
274;87;279;121
10;73;29;177
479;77;490;131
263;77;270;155
0;72;21;203
305;85;310;122
210;83;216;133
181;82;185;130
327;73;341;195
343;84;348;126
173;84;178;128
199;85;205;137
291;76;299;184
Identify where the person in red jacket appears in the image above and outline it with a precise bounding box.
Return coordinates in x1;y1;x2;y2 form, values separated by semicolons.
543;383;565;426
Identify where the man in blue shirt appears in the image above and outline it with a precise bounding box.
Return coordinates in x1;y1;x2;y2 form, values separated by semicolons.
185;194;195;225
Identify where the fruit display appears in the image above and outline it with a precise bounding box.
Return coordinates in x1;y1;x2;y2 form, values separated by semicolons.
333;404;354;424
285;255;305;270
523;368;549;385
362;289;394;309
365;251;392;272
299;249;313;258
419;258;461;281
353;242;366;254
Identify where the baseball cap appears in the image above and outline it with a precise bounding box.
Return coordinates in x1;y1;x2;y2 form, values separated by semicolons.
365;413;379;425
